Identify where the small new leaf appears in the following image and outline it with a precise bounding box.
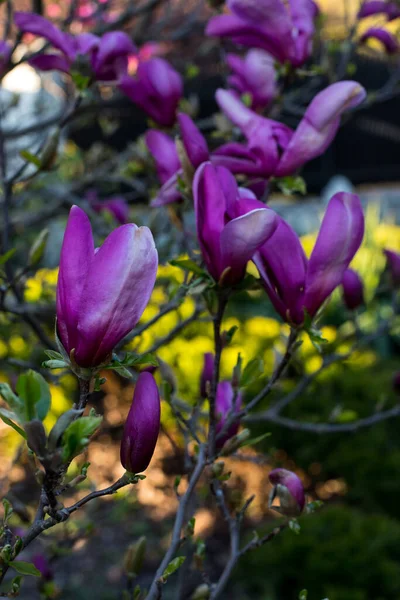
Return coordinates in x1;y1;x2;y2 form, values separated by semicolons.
239;431;271;448
299;590;308;600
16;370;51;422
240;358;264;387
289;519;301;534
29;229;49;266
276;175;307;196
9;561;41;577
0;248;16;266
170;258;207;277
61;414;102;461
162;556;186;580
20;150;41;168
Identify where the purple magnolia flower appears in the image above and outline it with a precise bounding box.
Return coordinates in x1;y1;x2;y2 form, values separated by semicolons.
226;49;277;110
32;554;53;581
119;58;183;127
215;381;242;448
193;163;278;285
56;206;158;368
0;41;11;74
358;1;400;20
14;12;135;80
216;81;367;178
341;268;364;310
269;468;305;515
360;27;399;53
206;0;319;67
200;352;214;398
120;372;160;473
86;189;129;224
245;192;365;324
384;249;400;285
147;114;265;207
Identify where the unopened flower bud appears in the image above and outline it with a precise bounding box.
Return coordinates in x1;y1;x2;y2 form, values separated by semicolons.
120;373;160;473
219;428;250;456
215;382;242;449
32;554;53;581
211;461;225;478
200;353;214;399
341;268;364;310
268;468;305;516
191;583;210;599
384;249;400;286
123;536;146;577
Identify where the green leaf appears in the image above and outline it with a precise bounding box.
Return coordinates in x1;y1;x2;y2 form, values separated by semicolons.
70;71;91;92
275;175;307;196
303;310;328;353
185;64;200;79
0;248;16;266
61;414;102;461
289;519;301;535
94;375;107;392
0;408;27;438
299;590;308;600
28;229;49;266
241;92;253;107
306;500;324;514
335;409;358;423
162;556;186;580
239;431;271;448
16;370;51;421
42;360;69;370
0;382;23;414
9;561;41;577
19;150;41;168
170;258;207;276
240;358;264;388
44;350;65;361
2;499;13;524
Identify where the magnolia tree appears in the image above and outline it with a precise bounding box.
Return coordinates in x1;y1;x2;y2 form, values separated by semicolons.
0;0;399;598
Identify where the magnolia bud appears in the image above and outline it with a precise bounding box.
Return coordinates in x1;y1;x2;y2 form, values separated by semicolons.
200;353;214;399
123;536;146;577
191;584;210;599
211;461;225;478
342;268;364;310
268;468;305;516
120;373;160;473
219;428;250;456
384;249;400;286
215;382;242;449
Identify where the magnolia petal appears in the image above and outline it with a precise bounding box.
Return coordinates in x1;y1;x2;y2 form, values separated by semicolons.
76;224;158;366
220;207;278;284
14;12;75;59
178;113;209;168
145;130;180;184
304;192;364;318
56;206;95;355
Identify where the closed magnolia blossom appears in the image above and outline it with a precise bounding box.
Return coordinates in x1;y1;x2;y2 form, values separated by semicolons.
120;372;160;473
56;206;158;368
193;163;278;285
358;0;400;20
146;113;266;207
226;49;277;110
14;12;136;81
86;189;129;224
200;352;214;399
342;268;364;310
230;190;364;323
215;381;242;448
360;27;399;53
384;249;400;286
119;58;183;127
206;0;319;67
269;468;305;516
216;81;367;178
0;41;11;74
